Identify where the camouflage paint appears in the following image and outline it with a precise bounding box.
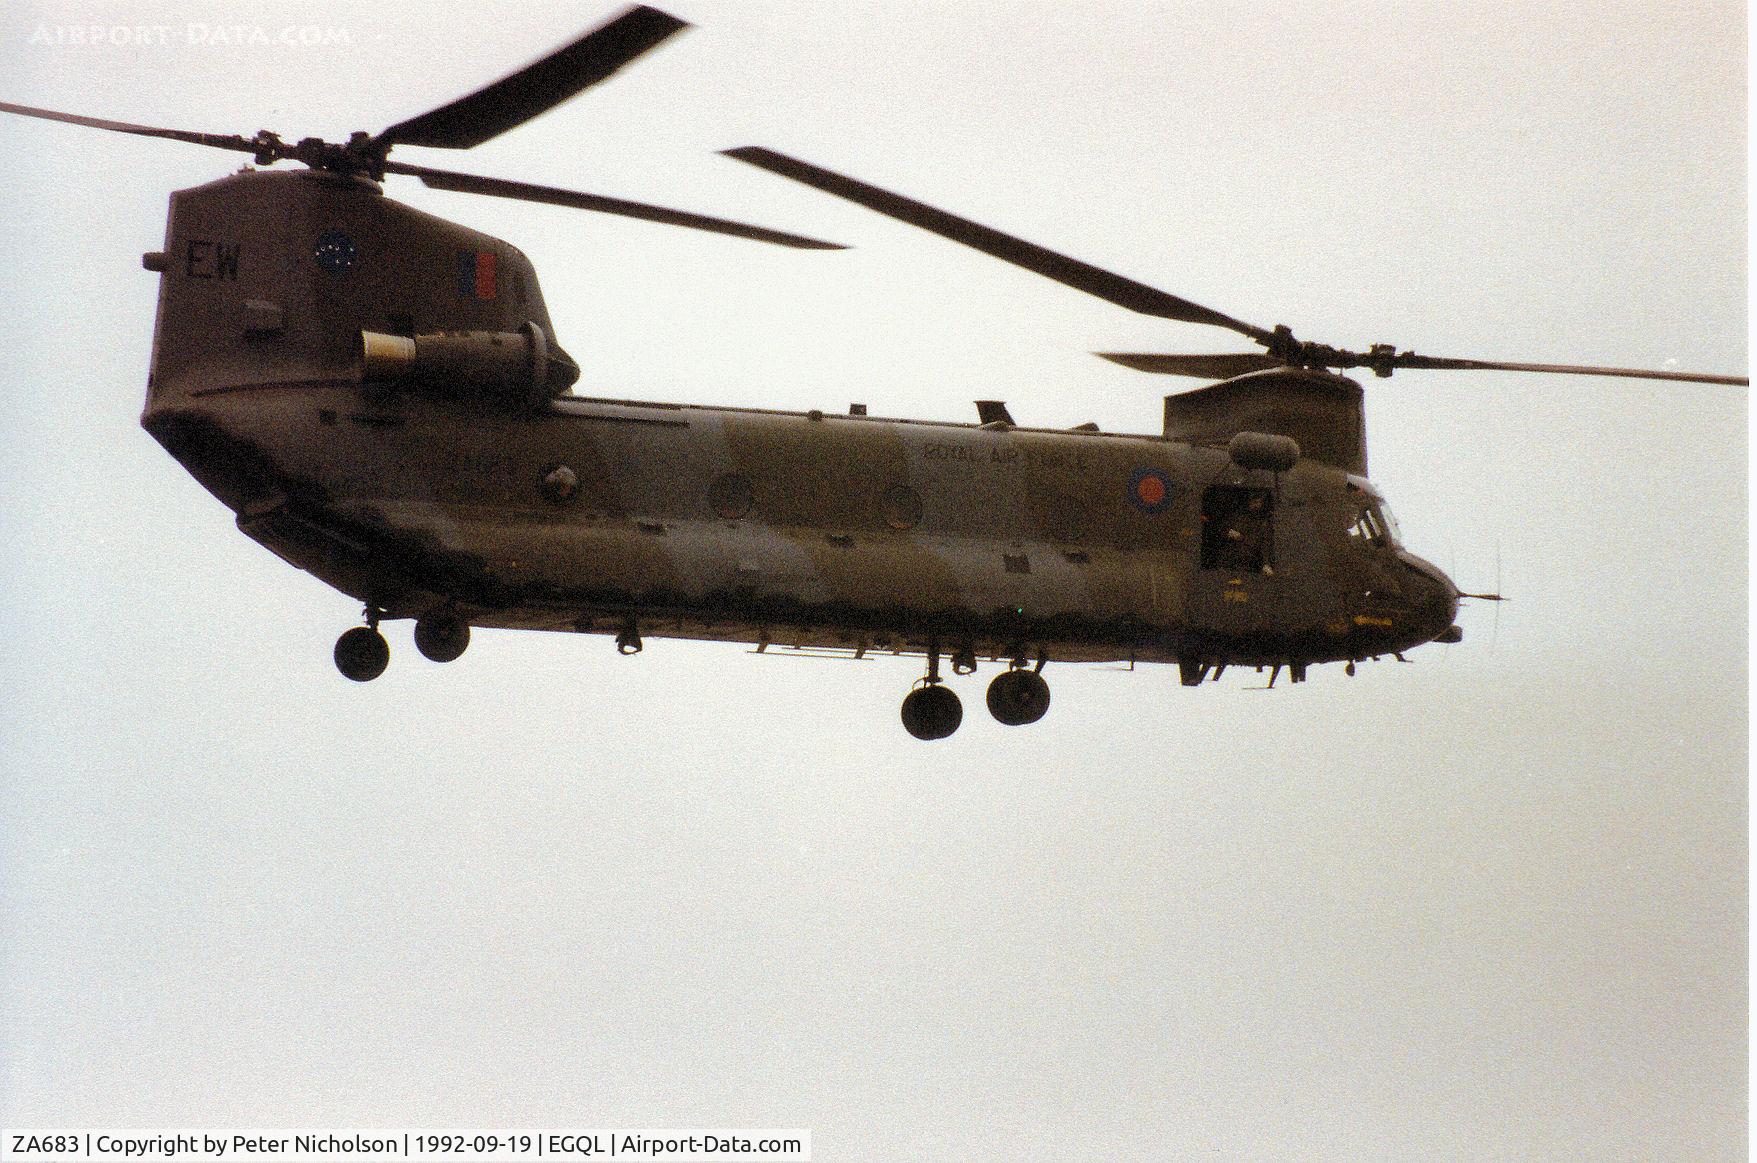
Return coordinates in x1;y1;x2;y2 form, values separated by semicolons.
143;172;1459;673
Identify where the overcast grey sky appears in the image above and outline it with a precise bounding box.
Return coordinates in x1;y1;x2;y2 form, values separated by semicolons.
0;1;1745;1158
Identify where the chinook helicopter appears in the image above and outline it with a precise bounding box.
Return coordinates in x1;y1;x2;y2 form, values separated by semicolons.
4;6;1745;740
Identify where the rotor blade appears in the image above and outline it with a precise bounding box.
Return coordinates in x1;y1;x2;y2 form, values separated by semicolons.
0;100;259;155
1097;352;1284;378
384;161;845;249
1384;353;1747;386
724;146;1276;343
377;6;689;150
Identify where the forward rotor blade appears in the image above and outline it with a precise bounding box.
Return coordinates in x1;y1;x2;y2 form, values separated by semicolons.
377;6;688;150
724;146;1275;343
1099;346;1748;385
1097;352;1284;378
0;100;259;155
1384;353;1747;386
384;161;845;249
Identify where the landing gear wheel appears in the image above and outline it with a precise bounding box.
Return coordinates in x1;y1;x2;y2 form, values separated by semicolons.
414;615;470;663
334;626;389;682
901;684;963;740
986;668;1050;725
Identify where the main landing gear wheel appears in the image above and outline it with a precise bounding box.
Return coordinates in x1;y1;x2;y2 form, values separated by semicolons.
901;684;963;741
414;615;471;662
986;668;1050;726
334;625;389;682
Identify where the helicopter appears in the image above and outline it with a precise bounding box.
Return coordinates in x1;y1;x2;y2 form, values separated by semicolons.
3;5;1745;740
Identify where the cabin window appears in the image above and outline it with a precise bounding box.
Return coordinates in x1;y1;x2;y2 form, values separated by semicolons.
882;483;923;530
1201;486;1273;572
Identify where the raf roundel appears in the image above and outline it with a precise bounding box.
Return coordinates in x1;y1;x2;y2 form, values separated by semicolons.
1127;467;1173;514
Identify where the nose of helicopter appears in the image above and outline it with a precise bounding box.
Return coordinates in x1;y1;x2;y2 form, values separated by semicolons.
1397;551;1462;645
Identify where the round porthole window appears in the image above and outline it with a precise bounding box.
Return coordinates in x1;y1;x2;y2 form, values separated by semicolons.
882;483;923;530
709;472;753;519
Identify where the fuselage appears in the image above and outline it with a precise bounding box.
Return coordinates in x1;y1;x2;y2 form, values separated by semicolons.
140;168;1457;677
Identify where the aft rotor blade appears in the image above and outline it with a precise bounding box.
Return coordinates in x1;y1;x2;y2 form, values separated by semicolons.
377;5;689;150
724;146;1276;343
1097;352;1284;378
1385;353;1747;386
384;161;845;249
0;100;259;155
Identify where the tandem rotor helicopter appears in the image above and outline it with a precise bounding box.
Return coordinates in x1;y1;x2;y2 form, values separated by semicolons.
4;6;1745;739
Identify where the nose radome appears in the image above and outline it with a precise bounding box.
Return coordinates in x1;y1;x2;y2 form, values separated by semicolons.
1398;552;1461;642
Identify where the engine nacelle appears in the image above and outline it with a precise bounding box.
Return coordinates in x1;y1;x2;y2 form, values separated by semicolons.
361;321;577;410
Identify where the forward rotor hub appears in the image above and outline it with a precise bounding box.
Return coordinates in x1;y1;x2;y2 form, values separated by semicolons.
246;131;385;176
1261;326;1402;378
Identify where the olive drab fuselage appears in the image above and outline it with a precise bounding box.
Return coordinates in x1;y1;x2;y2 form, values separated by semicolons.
142;169;1458;675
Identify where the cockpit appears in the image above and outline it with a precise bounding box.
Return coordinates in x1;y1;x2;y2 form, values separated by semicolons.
1333;480;1459;649
1345;484;1402;549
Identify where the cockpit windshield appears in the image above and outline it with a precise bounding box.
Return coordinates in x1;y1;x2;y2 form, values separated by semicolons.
1347;493;1401;548
1375;499;1403;544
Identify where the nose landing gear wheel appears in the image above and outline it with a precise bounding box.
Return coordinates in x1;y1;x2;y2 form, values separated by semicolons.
901;684;963;740
334;626;389;682
986;668;1050;725
414;615;471;662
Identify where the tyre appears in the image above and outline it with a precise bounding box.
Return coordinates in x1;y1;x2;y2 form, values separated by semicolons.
334;626;390;682
986;669;1050;725
901;683;963;740
414;616;471;663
